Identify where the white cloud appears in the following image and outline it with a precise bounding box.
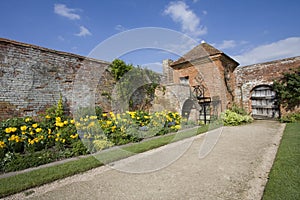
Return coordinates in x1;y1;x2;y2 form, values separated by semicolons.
75;26;92;37
115;24;127;32
54;4;80;20
163;1;207;38
233;37;300;66
215;40;237;50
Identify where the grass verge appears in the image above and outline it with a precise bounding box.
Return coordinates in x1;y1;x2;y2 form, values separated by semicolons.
262;122;300;200
0;125;209;198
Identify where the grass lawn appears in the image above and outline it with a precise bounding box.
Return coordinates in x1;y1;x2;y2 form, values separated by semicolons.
262;122;300;200
0;125;208;198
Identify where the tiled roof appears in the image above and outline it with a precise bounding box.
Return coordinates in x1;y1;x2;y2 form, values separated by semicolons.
171;42;223;66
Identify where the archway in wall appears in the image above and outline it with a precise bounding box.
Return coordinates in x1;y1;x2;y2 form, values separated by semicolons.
181;99;198;121
250;85;279;119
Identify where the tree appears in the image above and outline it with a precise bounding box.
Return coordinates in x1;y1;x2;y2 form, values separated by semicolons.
273;67;300;109
108;59;133;81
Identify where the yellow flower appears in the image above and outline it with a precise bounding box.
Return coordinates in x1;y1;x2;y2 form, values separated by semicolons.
60;138;66;143
174;125;181;130
36;128;42;133
88;121;95;128
48;129;52;134
111;126;117;132
32;123;38;128
8;134;14;141
63;120;68;125
28;139;34;145
8;135;21;142
45;115;51;119
5;127;12;133
15;136;21;143
0;141;6;148
22;132;26;135
106;120;112;125
55;138;59;142
55;122;64;127
5;127;17;133
56;117;61;122
25;118;31;122
20;125;27;131
70;119;75;124
70;134;79;139
89;116;97;120
102;113;107;117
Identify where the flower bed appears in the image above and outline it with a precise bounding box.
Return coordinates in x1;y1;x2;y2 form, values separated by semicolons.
0;108;182;173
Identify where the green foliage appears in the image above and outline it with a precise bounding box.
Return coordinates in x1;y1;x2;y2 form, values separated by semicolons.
273;67;300;108
55;93;64;117
0;94;183;174
230;103;248;116
109;59;133;81
71;140;89;156
221;109;253;126
0;148;77;173
279;112;300;123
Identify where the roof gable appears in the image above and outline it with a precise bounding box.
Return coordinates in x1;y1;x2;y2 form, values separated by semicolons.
171;42;223;66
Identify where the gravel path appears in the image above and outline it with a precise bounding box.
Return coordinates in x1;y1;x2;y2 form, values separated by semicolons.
4;120;285;200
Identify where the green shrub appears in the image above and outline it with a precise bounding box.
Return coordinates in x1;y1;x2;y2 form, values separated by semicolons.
230;104;248;116
1;150;61;173
280;112;300;123
71;140;89;156
221;110;253;126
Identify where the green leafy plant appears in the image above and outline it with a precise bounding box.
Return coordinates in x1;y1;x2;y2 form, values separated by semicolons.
108;59;133;81
55;93;64;118
221;109;253;126
279;112;300;123
273;67;300;109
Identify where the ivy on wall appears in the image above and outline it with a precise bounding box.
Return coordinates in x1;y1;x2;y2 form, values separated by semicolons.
273;67;300;109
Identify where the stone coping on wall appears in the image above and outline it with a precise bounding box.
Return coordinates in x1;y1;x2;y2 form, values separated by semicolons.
0;37;110;65
236;56;300;69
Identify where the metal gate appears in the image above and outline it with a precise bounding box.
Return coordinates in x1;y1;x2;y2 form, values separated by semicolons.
251;85;279;119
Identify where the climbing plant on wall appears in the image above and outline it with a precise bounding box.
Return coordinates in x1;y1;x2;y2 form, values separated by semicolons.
273;67;300;109
109;59;161;111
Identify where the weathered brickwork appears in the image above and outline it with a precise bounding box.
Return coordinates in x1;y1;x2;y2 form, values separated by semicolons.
162;43;239;117
1;37;299;121
0;38;111;120
161;42;299;119
234;56;300;115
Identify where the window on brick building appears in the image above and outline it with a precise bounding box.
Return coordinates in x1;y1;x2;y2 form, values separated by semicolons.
180;76;189;85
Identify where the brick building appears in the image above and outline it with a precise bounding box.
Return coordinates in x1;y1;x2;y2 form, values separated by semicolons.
0;38;299;121
161;41;300;120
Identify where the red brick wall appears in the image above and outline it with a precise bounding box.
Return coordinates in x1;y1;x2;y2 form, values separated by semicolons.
234;56;300;115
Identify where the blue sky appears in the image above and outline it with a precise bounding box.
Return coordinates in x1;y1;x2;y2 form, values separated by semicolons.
1;0;300;71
